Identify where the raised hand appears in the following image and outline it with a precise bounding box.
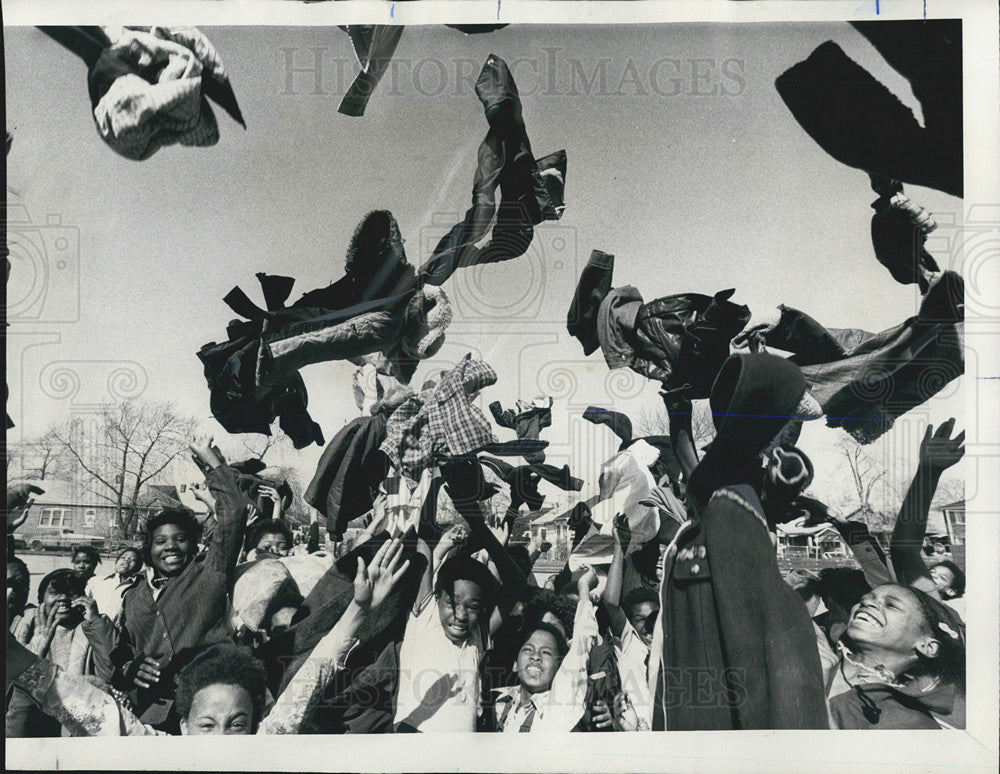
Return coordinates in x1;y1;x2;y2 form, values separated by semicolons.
189;434;225;470
7;483;44;534
354;538;411;611
919;419;965;472
435;524;468;560
613;513;632;552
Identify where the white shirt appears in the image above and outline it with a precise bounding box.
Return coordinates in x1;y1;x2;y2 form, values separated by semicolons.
492;595;598;732
614;619;652;730
86;573;138;625
393;594;483;732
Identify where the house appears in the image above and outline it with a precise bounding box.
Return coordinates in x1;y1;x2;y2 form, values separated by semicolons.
526;508;571;566
13;479;157;546
776;520;849;560
940;499;965;546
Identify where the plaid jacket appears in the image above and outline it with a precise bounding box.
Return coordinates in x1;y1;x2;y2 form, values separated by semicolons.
381;355;497;482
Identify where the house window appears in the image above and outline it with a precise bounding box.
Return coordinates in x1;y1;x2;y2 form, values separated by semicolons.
39;508;70;528
83;509;97;529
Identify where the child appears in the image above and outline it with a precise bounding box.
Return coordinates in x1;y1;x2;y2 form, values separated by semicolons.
602;514;658;731
111;436;249;731
491;567;599;732
6;538;411;735
7;569;91;736
394;548;497;732
86;547;143;626
70;546;101;585
244;519;293;560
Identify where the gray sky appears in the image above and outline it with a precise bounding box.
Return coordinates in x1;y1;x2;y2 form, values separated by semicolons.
5;22;964;511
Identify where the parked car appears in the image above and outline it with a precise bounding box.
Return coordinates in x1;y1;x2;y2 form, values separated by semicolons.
19;529;106;553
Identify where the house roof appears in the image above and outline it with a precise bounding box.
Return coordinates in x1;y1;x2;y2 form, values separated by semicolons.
11;478;206;515
776;520;840;538
939;499;965;511
11;479;110;508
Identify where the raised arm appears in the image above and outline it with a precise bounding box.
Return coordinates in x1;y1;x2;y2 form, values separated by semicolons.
259;538;410;734
190;436;251;584
890;419;964;590
602;513;630;639
440;456;529;629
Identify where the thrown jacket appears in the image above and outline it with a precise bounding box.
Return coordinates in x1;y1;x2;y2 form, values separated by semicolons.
419;55;567;286
598;286;751;399
381;355;498;483
87;26;244;161
304;414;390;540
763;271;964;443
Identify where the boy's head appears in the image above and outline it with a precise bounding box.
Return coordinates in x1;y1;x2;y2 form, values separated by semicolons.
246;519;293;558
930;560;965;599
114;547;143;577
433;556;497;645
622;587;659;647
513;622;569;695
71;546;101;580
144;508;202;577
175;645;268;735
37;568;86;627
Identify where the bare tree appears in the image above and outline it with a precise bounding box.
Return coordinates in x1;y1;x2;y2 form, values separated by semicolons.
53;400;198;538
633;399;716;450
7;426;67;480
238;432;291;463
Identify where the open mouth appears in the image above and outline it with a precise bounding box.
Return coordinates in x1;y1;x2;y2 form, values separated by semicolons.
525;665;542;678
852;609;882;628
160;554;185;568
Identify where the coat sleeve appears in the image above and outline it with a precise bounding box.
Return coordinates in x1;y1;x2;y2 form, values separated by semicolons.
82;614;119;684
204;464;252;584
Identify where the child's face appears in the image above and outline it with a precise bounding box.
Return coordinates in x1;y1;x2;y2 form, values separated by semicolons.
115;551;141;576
42;584;80;627
180;683;254;735
255;532;289;557
72;553;98;579
628;601;659;648
436;580;482;644
514;629;561;694
150;523;194;577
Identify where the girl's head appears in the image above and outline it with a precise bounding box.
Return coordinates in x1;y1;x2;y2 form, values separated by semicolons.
513;622;569;694
246;519;293;558
930;560;965;599
175;645;268;735
433;556;497;645
114;547;143;577
37;569;86;626
71;546;101;580
144;509;202;577
845;584;965;687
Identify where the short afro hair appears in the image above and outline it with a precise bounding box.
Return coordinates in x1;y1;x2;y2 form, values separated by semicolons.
38;568;85;603
175;645;269;731
622;586;659;616
520;587;577;639
434;555;498;616
245;519;293;552
143;508;202;565
71;545;102;566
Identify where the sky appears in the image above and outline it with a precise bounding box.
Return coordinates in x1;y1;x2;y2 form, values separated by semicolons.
5;21;966;516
